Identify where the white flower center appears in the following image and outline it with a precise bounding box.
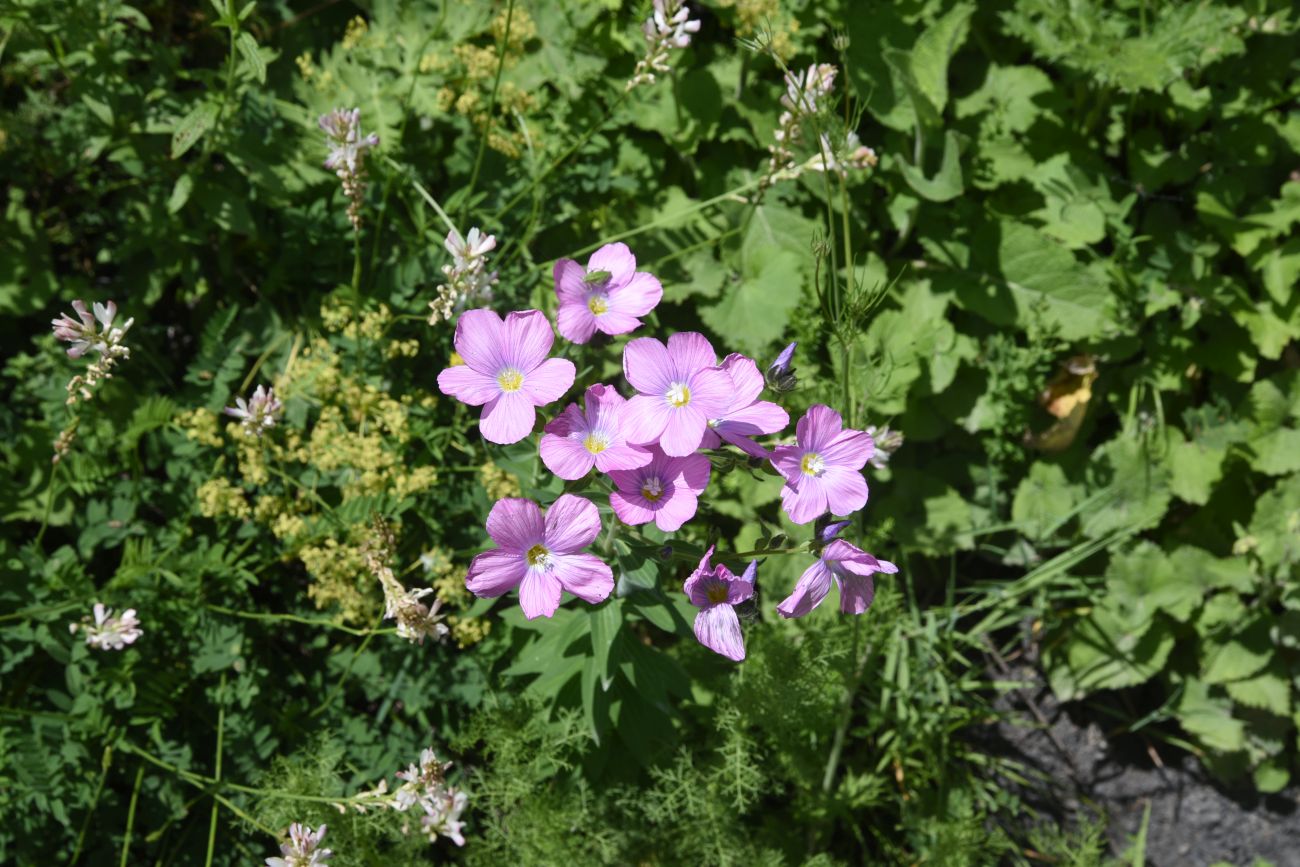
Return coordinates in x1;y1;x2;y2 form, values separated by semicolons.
800;452;825;476
587;294;609;315
525;543;551;568
641;477;665;502
666;382;691;407
497;368;525;392
583;432;610;455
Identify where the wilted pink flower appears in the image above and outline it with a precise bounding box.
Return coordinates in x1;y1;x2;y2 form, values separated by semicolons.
699;353;789;457
622;332;731;456
683;546;755;661
265;822;332;867
553;242;663;344
777;539;897;618
437;309;576;444
540;383;653;480
70;603;142;651
224;385;282;437
608;445;710;532
771;404;873;524
465;495;613;620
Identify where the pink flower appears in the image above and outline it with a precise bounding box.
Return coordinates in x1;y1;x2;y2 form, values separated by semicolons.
683;546;755;661
437;309;576;445
777;539;896;618
770;405;873;524
608;445;710;532
622;332;731;456
553;242;663;344
539;383;653;480
699;353;789;457
465;495;613;620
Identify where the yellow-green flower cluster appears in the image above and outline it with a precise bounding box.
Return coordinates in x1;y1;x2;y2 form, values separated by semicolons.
197;478;251;520
479;461;521;501
424;547;489;648
178;407;223;448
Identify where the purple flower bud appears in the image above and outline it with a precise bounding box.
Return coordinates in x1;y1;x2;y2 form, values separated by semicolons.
818;520;851;543
765;342;798;393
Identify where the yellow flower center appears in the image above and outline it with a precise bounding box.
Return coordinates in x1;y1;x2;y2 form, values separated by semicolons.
587;295;609;315
525;543;551;567
666;383;691;407
705;583;728;604
641;477;665;502
497;368;524;392
801;452;825;476
583;433;609;454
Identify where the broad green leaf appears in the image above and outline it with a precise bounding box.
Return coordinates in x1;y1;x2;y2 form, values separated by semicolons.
1225;669;1291;717
1046;610;1173;700
1081;437;1171;538
1177;679;1246;753
1164;428;1226;505
1202;619;1272;685
1011;462;1080;541
998;222;1113;340
898;130;964;202
167;174;194;215
907;2;973;117
171;101;219;159
589;600;621;691
1105;542;1202;624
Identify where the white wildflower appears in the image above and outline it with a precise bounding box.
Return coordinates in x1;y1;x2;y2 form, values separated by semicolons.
366;526;449;645
52;299;135;410
760;63;877;194
865;424;904;471
70;603;142;651
428;227;499;326
319;108;379;230
265;822;332;867
627;0;701;91
224;385;283;437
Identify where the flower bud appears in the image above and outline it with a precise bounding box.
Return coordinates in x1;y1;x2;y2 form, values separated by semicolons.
765;341;798;393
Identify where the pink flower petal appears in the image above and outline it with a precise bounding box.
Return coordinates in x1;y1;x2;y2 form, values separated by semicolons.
479;391;537;444
608;271;663;318
720;353;764;408
553;259;587;304
838;573;875;615
556;301;598;344
777;559;835;618
821;467;868;517
453;308;505;372
669;452;712;493
592;309;642;336
797;404;844;452
623;337;674;395
781;476;828;524
539;433;596;480
550;553;614;604
593;443;654;473
694;604;745;661
519;569;563;619
770;443;804;484
622;393;672;446
586;242;637;287
437;365;500;406
609;488;656;526
685;366;733;420
485;498;545;551
502;309;555;371
652;487;699;532
720;401;790;437
522;357;576;406
821;429;874;471
665;331;717;380
659;405;709;456
466;549;528;597
543;494;603;552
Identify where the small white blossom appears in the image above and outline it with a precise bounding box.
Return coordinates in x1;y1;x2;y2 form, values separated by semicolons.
627;0;701;91
760;63;877;194
319;108;379;230
51;299;135;414
428;227;499;326
70;603;142;651
366;527;449;645
265;822;332;867
393;748;468;846
224;385;283;437
865;424;904;471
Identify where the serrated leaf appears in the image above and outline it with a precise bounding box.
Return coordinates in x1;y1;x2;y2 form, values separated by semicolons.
171;101;219;159
236;32;266;84
1202;620;1272;685
1177;679;1246;753
1164;428;1226;505
1225;669;1291;717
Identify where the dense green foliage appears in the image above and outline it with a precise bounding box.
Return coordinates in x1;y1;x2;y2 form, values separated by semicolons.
1;0;1298;864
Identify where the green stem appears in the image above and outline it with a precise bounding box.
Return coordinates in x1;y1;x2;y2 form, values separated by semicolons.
0;600;79;624
35;460;62;547
461;0;514;222
68;747;112;867
205;604;396;636
118;763;145;867
821;617;868;794
204;673;227;867
310;613;384;719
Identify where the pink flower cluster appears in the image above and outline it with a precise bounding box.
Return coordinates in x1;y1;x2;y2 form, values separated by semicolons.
438;242;895;661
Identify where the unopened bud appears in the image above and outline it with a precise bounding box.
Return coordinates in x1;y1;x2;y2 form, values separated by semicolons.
765;342;798;393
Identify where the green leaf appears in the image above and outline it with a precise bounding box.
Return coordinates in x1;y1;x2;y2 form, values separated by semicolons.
898;129;964;202
1253;758;1290;793
1177;679;1246;753
1046;610;1174;700
1164;428;1226;505
1202;619;1272;685
171;101;219;159
1225;669;1291;717
1011;462;1080;540
997;222;1113;340
589;600;621;691
236;32;266;84
907;2;973;118
167;174;194;215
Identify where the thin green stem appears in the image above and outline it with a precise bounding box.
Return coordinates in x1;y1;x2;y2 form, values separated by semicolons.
311;612;385;719
822;617;869;794
35;460;62;547
119;763;145;867
205;604;396;637
0;600;79;624
68;747;112;867
204;673;227;867
461;0;514;221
